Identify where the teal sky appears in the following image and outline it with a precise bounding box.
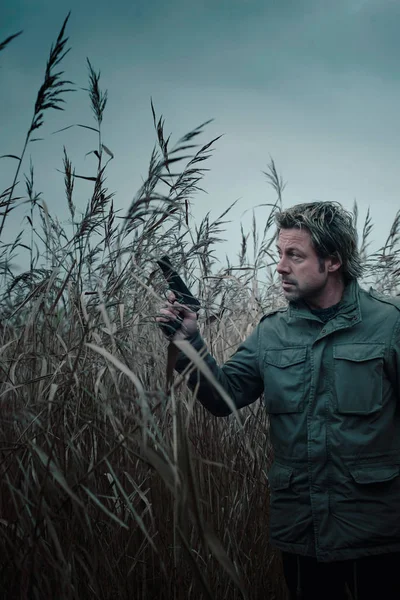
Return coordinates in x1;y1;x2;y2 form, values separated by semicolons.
1;0;400;269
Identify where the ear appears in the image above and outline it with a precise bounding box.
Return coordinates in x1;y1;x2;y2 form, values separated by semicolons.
327;253;342;273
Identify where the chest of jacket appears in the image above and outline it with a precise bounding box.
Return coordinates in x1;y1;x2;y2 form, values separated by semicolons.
258;291;399;462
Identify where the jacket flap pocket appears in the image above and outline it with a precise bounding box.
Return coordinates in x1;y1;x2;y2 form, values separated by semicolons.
268;463;293;491
334;343;385;362
265;347;307;368
349;464;399;484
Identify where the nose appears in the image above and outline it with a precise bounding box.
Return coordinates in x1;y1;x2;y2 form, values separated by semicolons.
276;256;290;275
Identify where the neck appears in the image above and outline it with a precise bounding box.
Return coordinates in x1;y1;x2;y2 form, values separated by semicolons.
305;276;345;310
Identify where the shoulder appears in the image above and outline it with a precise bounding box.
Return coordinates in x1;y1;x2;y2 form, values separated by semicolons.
366;287;400;312
259;305;288;324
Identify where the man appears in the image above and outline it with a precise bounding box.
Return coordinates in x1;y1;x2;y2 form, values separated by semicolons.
157;202;400;600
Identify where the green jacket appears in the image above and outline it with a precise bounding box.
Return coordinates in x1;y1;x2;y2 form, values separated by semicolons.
175;280;400;562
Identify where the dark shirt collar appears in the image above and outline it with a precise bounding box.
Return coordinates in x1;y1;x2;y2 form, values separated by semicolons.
309;302;342;323
287;279;361;324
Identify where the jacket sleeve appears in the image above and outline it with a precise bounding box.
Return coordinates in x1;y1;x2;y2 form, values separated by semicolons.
392;313;400;400
174;326;264;417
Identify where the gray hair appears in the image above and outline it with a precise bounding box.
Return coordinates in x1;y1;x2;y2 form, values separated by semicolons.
275;201;363;281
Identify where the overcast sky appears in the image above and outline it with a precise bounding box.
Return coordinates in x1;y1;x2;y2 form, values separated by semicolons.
1;0;400;270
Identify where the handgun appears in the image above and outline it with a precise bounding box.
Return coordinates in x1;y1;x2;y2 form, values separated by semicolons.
157;255;200;339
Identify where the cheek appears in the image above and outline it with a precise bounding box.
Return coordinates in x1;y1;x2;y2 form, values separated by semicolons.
297;265;325;285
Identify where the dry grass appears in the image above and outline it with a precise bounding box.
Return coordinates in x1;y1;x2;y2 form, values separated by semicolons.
1;15;399;600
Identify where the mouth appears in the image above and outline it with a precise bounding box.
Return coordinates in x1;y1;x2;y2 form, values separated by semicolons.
282;281;296;289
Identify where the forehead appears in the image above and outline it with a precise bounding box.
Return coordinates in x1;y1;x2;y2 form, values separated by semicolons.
277;228;313;249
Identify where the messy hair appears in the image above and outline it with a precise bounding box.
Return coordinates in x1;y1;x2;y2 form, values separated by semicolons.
275;201;363;281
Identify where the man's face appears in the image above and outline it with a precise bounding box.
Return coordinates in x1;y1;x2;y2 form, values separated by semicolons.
276;228;336;305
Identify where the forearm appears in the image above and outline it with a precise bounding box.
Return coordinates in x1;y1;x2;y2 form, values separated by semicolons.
174;329;263;417
174;332;231;416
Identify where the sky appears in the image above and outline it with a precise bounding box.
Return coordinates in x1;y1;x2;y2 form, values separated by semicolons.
1;0;400;271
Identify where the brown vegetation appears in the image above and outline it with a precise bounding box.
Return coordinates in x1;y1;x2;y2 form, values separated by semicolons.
1;15;399;599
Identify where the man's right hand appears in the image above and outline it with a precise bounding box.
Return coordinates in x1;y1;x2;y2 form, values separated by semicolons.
156;292;199;341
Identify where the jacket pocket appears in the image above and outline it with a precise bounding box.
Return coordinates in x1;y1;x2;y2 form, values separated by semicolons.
264;347;307;413
333;343;385;415
268;461;293;491
331;462;400;548
349;463;399;485
267;462;313;546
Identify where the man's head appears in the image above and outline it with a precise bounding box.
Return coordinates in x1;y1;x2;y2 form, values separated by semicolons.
274;202;362;307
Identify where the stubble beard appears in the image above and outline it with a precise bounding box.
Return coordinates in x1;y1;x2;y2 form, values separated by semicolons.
286;280;329;305
283;285;301;302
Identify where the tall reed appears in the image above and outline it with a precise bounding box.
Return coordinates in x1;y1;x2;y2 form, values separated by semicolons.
0;16;399;600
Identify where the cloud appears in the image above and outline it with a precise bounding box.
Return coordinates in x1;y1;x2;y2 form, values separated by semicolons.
2;0;400;268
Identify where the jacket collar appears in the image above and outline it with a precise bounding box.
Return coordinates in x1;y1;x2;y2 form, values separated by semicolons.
287;279;362;327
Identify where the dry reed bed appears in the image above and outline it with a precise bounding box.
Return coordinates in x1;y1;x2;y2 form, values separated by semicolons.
1;15;399;600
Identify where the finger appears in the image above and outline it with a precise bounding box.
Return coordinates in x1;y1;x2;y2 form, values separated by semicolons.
172;302;196;318
160;307;180;318
164;303;190;320
156;316;178;323
166;291;176;303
